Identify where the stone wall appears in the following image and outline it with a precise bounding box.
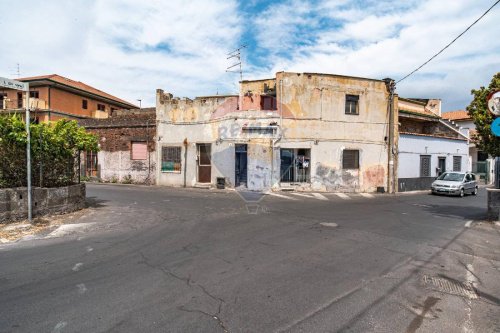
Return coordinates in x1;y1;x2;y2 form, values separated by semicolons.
487;188;500;220
0;183;86;223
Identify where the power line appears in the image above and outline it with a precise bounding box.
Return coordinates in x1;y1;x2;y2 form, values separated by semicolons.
396;0;500;84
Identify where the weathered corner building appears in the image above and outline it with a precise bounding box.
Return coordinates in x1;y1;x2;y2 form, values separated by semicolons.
156;72;397;193
79;108;156;184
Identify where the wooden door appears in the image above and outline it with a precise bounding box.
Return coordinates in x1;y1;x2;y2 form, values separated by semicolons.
197;144;211;183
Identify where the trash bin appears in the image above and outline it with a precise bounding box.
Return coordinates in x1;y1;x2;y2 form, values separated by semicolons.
216;177;225;189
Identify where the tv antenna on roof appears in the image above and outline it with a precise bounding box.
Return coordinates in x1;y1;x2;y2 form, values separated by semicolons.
10;63;20;78
226;45;247;82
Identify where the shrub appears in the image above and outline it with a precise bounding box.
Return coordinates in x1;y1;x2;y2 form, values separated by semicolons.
122;175;133;184
0;115;98;188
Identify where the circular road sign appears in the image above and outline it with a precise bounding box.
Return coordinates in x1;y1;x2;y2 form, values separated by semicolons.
492;117;500;137
487;90;500;116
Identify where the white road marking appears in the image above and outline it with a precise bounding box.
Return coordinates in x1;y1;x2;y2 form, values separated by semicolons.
311;193;329;200
463;263;477;332
86;246;93;252
291;193;314;198
320;222;338;228
267;193;297;200
52;321;67;333
335;193;351;200
466;263;477;287
413;203;431;208
72;263;83;272
464;220;473;228
360;193;374;198
76;283;87;294
47;223;95;238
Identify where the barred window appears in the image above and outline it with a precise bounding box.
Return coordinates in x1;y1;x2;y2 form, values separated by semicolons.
162;146;182;172
343;150;359;169
345;94;359;115
420;155;431;177
453;156;462;172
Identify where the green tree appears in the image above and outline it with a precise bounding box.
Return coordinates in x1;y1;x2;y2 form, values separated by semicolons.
467;72;500;157
0;115;98;188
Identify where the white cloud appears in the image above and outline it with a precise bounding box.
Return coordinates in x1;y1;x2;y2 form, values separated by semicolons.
0;0;242;107
0;0;498;111
256;0;500;111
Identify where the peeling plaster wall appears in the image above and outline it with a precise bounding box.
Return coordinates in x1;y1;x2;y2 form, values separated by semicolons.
98;150;156;184
156;72;391;192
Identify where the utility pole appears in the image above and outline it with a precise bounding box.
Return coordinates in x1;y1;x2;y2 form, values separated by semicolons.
137;99;142;109
25;86;32;221
384;78;396;194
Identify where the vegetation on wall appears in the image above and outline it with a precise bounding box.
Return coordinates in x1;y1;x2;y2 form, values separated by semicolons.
0;115;98;188
467;72;500;157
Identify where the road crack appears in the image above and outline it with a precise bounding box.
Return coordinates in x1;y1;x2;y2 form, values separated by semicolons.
139;251;228;332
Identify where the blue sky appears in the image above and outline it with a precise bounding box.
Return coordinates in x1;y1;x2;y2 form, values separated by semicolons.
1;0;499;111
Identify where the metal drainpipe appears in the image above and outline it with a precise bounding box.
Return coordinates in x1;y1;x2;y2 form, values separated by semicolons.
183;138;188;187
146;119;151;184
280;79;283;130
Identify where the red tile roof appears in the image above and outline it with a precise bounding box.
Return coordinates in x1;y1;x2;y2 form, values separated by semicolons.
442;110;470;121
18;74;137;108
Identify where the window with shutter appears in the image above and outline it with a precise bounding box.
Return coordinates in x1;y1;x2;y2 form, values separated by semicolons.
131;142;148;160
420;155;431;177
343;150;359;169
453;156;462;171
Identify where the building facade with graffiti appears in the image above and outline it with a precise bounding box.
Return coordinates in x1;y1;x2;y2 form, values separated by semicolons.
155;72;397;193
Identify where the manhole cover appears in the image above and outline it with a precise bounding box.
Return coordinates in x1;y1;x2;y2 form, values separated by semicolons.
422;275;478;299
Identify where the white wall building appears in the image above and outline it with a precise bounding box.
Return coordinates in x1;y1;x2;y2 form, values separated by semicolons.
442;110;495;184
397;98;469;191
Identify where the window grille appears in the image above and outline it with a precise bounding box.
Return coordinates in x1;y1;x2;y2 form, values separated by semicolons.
453;156;462;172
420;155;431;177
343;150;359;169
162;146;182;172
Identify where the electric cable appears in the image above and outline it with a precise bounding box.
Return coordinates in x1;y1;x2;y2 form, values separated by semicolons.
397;0;500;84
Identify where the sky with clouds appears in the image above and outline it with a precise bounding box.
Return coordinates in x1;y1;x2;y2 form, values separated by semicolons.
1;0;499;111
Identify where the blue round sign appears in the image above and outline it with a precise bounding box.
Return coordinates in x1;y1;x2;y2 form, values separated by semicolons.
492;117;500;137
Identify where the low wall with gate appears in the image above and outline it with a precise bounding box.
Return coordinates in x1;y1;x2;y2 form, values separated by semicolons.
0;183;86;223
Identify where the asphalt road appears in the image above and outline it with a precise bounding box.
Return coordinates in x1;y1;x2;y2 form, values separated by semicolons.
0;184;499;333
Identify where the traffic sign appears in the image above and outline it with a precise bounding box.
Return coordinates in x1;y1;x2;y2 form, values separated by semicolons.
487;90;500;116
0;77;28;91
492;117;500;137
